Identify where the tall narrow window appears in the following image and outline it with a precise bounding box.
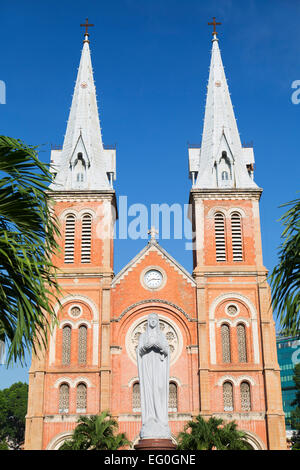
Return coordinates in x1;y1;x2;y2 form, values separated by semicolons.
237;323;247;363
240;382;251;411
62;325;71;365
78;325;87;365
169;382;178;412
231;212;243;261
81;214;92;263
221;324;231;363
132;382;141;411
214;213;226;262
59;383;69;413
76;383;87;412
223;381;234;411
64;214;76;263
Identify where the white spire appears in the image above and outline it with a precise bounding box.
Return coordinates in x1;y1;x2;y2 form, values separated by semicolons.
190;32;257;189
50;30;115;191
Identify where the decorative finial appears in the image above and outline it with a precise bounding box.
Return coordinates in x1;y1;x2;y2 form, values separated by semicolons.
80;18;94;43
208;17;221;40
148;226;158;242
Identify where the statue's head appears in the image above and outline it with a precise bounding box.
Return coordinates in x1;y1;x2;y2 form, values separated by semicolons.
148;313;159;329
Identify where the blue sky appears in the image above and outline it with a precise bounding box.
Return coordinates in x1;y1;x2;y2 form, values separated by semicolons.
1;0;300;387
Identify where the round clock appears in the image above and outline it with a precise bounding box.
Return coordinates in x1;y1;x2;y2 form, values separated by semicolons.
143;269;163;289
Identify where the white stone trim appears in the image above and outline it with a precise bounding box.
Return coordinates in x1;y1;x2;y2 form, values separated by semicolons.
53;376;94;389
112;242;196;288
209;292;260;364
216;317;250;328
46;431;74;450
207;207;227;219
140;265;167;292
125;313;183;366
58;208;78;221
216;375;256;387
227;207;246;218
128;376;139;388
77;208;96;219
49;294;99;366
68;303;83;319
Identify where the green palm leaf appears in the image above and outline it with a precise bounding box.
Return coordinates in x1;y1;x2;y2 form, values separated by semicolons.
0;136;61;364
269;196;300;334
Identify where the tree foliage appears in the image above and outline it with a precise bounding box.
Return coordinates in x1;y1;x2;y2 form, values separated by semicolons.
0;136;61;364
290;363;300;449
0;382;28;449
177;415;251;450
59;412;130;450
270;197;300;335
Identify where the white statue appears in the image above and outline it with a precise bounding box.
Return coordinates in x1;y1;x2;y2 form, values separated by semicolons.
136;313;171;439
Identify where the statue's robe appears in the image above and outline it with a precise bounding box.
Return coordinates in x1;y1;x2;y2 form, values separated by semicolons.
137;324;171;439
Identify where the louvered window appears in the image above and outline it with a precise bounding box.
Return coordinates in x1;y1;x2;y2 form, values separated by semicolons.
221;324;231;363
168;382;178;411
64;214;76;263
237;323;247;363
76;383;87;412
214;213;226;262
81;214;92;263
78;325;87;365
223;381;234;411
132;382;141;411
62;325;71;365
59;383;69;413
240;382;251;411
231;212;243;261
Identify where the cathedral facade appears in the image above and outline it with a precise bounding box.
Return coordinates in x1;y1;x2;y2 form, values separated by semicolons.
24;26;286;450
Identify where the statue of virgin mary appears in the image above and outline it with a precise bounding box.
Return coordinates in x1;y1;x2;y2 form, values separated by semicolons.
136;313;171;439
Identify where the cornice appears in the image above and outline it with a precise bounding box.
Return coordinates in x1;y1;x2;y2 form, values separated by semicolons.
189;187;263;201
46;189;116;201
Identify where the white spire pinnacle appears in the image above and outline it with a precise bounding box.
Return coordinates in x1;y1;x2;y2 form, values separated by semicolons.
50;32;115;191
189;32;257;189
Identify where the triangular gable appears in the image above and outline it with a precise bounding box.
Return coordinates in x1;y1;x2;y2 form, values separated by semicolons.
112;241;196;287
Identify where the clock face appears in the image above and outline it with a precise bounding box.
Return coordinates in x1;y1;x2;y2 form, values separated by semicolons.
144;269;163;289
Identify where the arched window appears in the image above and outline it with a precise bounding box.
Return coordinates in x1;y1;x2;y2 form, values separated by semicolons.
64;214;76;263
221;324;231;363
76;383;87;412
81;214;92;263
169;382;178;412
78;325;87;365
223;381;234;412
240;381;251;411
74;153;86;188
214;212;226;262
59;383;69;413
231;212;243;261
132;382;141;411
222;171;229;181
237;323;247;363
62;325;71;365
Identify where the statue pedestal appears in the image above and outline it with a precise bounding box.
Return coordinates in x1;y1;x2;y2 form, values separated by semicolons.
134;438;176;451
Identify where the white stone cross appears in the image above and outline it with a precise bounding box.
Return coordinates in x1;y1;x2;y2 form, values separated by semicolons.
148;226;158;241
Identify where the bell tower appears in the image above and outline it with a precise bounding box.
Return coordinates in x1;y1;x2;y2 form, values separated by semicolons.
188;23;286;449
24;22;117;450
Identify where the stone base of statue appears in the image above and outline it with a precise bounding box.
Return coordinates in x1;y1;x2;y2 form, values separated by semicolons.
134;438;176;451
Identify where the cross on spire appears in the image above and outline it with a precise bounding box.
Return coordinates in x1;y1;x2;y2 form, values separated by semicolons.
208;17;221;36
80;18;94;41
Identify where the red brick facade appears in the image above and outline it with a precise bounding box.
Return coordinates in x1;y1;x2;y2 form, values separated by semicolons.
24;187;286;450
